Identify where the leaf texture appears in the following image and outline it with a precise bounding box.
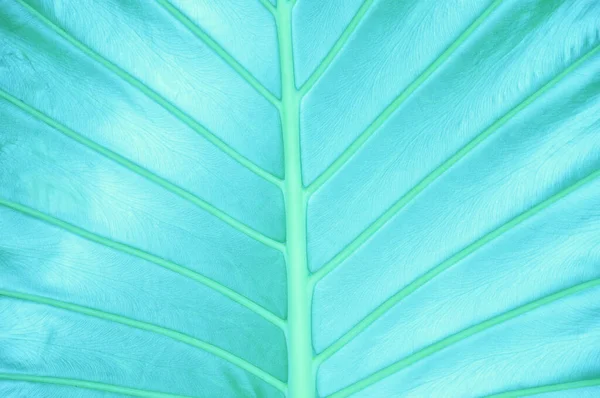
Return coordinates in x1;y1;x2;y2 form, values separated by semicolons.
1;0;600;397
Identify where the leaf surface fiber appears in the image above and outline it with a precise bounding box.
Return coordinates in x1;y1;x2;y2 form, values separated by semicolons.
1;0;600;397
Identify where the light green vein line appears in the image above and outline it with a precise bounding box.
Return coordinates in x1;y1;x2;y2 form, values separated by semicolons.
326;279;600;398
310;42;600;284
277;1;314;396
486;379;600;397
298;0;374;96
0;90;284;252
305;0;503;194
0;373;195;398
258;0;277;17
0;291;286;392
0;199;286;330
315;169;600;364
155;0;280;108
15;0;282;187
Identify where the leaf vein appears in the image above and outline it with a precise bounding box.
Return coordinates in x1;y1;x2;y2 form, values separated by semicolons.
0;373;195;398
326;278;600;398
486;379;600;397
315;169;600;364
258;0;277;16
310;42;600;284
0;89;284;252
16;0;282;187
299;0;374;96
0;291;286;392
306;0;503;193
155;0;281;108
0;199;286;330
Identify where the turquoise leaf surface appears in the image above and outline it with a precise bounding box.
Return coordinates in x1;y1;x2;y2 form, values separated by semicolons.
1;0;600;397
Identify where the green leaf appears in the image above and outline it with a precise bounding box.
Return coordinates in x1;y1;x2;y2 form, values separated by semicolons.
1;0;600;397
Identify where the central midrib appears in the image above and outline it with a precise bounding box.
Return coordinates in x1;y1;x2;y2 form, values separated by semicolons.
277;2;315;398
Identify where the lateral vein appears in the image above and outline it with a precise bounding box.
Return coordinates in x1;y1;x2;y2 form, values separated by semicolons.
306;0;503;194
15;0;282;187
0;290;286;392
315;169;600;364
299;0;374;97
155;0;281;108
310;42;600;284
0;89;284;252
486;379;600;397
0;373;195;398
0;199;286;330
326;278;600;398
258;0;277;16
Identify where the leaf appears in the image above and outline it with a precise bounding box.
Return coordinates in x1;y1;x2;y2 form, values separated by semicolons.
0;0;599;397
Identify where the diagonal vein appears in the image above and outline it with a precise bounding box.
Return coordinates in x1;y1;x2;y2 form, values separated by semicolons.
0;290;286;392
298;0;374;96
0;89;284;252
306;0;503;194
0;373;195;398
310;42;600;284
155;0;281;108
485;379;600;397
15;0;282;187
258;0;277;16
0;199;286;330
315;169;600;364
326;278;600;398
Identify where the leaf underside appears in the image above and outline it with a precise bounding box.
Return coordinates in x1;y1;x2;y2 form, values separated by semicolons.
1;0;600;397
